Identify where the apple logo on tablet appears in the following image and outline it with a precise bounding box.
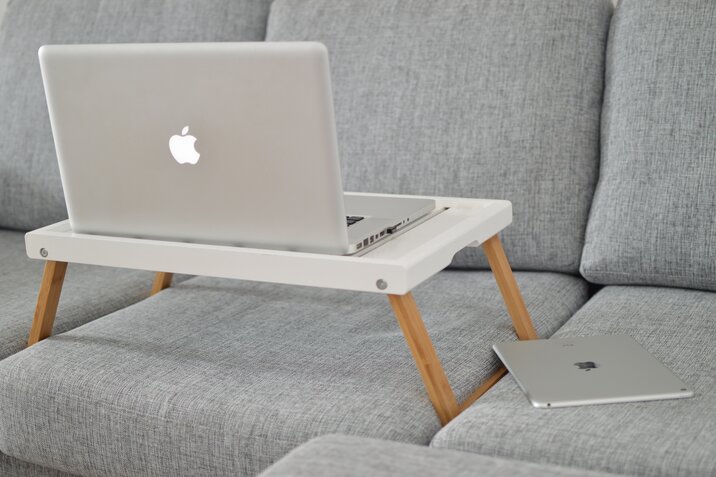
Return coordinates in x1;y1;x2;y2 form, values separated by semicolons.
169;126;200;165
574;361;597;371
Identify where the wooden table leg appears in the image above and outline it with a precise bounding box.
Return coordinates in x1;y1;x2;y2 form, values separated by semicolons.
482;235;538;340
28;267;172;347
151;272;173;296
457;366;507;413
389;292;459;426
28;261;68;346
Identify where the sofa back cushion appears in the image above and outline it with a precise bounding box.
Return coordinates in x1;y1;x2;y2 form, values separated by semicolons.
581;0;716;291
0;0;272;231
267;0;612;272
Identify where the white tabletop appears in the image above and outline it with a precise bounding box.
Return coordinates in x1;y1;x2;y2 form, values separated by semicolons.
25;193;511;295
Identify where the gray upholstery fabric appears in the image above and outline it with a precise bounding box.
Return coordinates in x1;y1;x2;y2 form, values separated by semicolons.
432;286;716;477
0;451;76;477
259;434;618;477
0;0;273;231
0;271;587;477
581;0;716;291
267;0;612;273
0;229;163;360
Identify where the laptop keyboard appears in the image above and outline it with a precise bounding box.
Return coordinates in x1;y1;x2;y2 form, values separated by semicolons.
346;216;364;227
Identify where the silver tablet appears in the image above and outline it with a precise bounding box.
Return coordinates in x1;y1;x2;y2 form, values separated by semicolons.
493;334;694;408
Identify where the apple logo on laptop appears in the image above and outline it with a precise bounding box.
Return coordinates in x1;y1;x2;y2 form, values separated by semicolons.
574;361;598;371
169;126;200;165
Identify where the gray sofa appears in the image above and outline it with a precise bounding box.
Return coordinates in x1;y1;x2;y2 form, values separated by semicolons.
0;0;714;476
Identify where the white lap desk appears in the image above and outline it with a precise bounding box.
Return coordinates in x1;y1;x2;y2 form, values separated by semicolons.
24;193;538;425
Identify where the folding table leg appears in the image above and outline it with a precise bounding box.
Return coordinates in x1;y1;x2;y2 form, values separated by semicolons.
28;266;173;347
28;261;68;346
481;234;539;340
388;292;459;426
390;234;538;425
151;272;173;296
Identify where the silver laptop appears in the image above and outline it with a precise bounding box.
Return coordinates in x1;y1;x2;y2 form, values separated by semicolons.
493;335;693;408
39;42;435;255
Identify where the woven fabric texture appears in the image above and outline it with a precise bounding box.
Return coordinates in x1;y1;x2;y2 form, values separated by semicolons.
581;0;716;291
0;271;587;476
0;0;272;231
0;451;75;477
432;286;716;477
259;434;619;477
267;0;613;273
0;229;161;360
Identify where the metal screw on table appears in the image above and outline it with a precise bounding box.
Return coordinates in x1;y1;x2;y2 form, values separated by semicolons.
376;279;388;290
40;248;48;258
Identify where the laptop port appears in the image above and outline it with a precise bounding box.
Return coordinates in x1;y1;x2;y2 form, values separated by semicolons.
363;238;369;246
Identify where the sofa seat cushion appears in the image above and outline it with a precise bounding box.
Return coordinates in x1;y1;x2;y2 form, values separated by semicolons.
580;0;716;291
0;0;273;231
259;434;619;477
0;451;75;477
0;229;160;360
267;0;613;273
0;271;587;477
431;286;716;477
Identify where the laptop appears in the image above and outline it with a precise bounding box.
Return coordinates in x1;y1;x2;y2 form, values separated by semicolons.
38;42;435;255
493;335;693;408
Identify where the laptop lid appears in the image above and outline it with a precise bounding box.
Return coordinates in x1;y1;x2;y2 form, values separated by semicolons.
39;42;350;254
493;335;693;408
